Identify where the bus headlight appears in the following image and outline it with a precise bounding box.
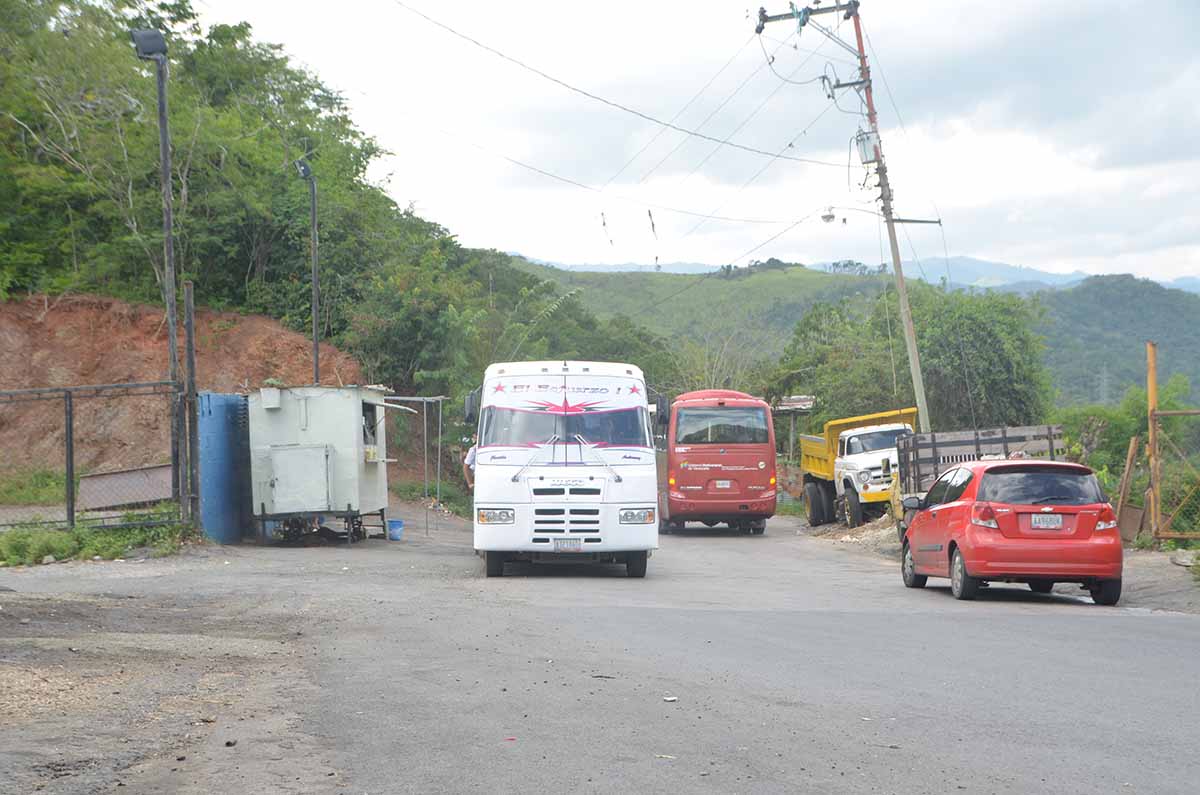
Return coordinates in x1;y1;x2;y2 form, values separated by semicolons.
477;508;515;524
619;508;655;524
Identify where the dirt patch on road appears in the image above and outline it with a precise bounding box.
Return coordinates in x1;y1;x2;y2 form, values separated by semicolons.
0;578;336;793
807;514;902;558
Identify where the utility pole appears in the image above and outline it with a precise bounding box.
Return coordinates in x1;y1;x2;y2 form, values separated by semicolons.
756;1;931;432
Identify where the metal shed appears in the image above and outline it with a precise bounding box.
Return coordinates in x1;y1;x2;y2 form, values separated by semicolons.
248;385;393;541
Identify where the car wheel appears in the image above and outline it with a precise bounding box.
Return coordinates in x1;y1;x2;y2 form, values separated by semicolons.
1090;578;1121;606
804;483;826;526
1028;581;1054;595
626;550;648;578
846;489;864;528
485;551;505;578
902;543;927;589
949;549;979;600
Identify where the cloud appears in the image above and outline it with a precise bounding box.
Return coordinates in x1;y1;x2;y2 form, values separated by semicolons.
197;0;1200;280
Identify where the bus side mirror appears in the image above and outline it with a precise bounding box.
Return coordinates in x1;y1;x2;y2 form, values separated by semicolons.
464;388;480;424
656;395;669;425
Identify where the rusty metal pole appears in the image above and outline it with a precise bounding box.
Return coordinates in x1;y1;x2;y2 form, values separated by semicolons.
184;282;200;527
1147;341;1159;536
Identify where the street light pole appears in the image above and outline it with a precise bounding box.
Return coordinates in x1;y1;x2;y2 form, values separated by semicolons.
131;29;184;496
296;159;319;384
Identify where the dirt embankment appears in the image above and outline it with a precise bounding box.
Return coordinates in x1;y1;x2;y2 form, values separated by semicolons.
0;294;364;473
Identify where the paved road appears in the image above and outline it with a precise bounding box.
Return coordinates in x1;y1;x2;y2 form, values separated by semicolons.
3;513;1199;793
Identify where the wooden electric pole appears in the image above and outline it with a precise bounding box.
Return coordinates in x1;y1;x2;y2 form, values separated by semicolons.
756;1;931;432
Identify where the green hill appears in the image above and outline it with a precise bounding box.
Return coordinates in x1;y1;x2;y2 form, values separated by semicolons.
516;261;1200;406
510;258;885;352
1038;275;1200;404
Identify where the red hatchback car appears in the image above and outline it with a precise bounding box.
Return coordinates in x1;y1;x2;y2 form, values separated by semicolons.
901;460;1123;605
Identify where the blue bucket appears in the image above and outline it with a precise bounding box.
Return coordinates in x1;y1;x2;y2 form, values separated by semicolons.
387;519;405;541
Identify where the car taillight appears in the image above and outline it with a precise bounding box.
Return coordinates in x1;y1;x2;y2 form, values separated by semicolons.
668;471;676;487
971;502;999;529
1096;505;1118;531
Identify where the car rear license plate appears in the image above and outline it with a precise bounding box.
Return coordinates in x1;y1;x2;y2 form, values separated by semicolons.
554;538;583;552
1031;513;1063;529
715;480;732;489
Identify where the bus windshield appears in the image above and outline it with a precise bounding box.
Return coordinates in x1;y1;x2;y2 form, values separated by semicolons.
479;407;650;448
675;407;769;445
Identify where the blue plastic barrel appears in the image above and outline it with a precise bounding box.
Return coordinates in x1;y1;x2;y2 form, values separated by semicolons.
387;519;405;541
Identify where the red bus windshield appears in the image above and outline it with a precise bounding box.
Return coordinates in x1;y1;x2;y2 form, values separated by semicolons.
675;406;769;445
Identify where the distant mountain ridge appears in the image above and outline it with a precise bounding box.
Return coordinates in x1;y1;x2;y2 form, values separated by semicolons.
517;253;1199;294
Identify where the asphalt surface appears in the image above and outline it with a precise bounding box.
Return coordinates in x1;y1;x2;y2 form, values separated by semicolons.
3;511;1199;794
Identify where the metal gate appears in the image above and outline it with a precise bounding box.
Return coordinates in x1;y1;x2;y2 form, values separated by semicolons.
1146;342;1200;539
0;381;183;531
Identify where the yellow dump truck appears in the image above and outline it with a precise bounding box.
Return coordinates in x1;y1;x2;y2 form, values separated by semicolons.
799;408;918;527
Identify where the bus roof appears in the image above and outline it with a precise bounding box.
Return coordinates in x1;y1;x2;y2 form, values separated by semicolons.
484;361;645;381
674;389;766;406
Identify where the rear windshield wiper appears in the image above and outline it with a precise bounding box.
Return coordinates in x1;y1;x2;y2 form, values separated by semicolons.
511;434;559;483
1031;495;1077;504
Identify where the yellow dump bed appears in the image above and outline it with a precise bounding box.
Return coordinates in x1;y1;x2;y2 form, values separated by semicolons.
798;408;919;482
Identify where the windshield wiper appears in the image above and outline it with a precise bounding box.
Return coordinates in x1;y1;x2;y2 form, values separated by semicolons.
573;434;623;483
510;434;559;483
1031;495;1076;504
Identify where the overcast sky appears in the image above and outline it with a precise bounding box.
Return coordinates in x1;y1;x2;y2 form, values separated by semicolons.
196;0;1200;279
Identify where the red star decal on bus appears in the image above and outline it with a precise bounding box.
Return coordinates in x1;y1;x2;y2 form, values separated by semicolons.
526;398;606;415
628;384;641;395
492;383;505;393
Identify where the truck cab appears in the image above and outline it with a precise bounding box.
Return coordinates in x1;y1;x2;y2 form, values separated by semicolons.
834;422;911;525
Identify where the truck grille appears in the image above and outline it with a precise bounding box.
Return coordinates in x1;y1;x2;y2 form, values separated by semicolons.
533;505;603;533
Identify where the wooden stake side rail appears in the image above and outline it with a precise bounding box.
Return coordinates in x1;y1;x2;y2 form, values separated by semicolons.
897;425;1065;495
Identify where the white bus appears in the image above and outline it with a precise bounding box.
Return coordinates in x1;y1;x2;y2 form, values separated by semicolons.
465;361;660;578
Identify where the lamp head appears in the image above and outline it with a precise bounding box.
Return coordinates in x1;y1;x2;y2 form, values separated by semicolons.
130;29;167;59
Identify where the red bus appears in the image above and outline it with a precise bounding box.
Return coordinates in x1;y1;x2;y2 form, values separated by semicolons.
657;389;777;535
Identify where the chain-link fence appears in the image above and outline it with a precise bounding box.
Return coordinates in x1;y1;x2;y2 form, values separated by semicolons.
0;382;182;531
1153;412;1200;539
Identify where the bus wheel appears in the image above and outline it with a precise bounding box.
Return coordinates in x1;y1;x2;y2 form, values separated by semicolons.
750;520;766;535
659;515;671;535
626;551;648;578
804;483;825;526
485;551;505;578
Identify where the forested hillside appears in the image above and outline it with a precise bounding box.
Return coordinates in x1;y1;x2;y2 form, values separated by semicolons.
0;0;677;406
1038;276;1200;404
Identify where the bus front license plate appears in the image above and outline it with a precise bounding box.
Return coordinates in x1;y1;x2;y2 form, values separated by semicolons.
715;480;732;489
554;538;583;553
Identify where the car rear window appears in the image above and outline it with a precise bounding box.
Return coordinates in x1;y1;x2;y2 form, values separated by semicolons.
977;465;1104;505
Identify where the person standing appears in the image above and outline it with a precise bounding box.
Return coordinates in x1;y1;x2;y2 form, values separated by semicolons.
462;436;477;491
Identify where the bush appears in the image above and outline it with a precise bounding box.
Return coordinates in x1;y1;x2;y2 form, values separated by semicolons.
391;478;472;517
0;513;196;566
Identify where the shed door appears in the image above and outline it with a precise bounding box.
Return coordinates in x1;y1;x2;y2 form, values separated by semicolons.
269;445;331;514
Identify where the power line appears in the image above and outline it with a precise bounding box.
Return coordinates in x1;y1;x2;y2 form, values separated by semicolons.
680;95;842;240
387;0;843;168
602;35;755;189
672;34;832;190
757;35;825;87
425;122;792;225
636;33;797;186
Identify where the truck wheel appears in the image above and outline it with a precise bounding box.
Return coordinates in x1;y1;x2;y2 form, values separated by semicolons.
846;489;864;528
485;551;505;578
626;551;648;578
1090;578;1121;606
950;549;979;600
820;483;837;525
804;483;825;526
